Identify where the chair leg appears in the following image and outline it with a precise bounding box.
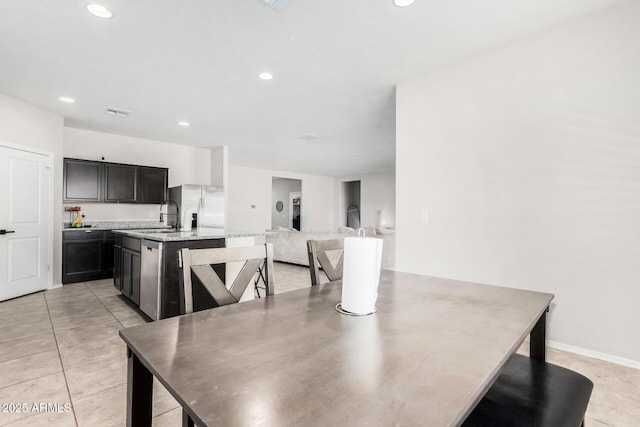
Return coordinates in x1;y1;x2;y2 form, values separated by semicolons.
254;266;266;298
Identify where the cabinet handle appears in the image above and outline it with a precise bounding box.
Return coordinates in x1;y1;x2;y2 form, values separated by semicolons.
0;229;16;235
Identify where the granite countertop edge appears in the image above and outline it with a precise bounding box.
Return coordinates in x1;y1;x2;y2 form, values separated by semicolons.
112;229;265;242
62;221;171;231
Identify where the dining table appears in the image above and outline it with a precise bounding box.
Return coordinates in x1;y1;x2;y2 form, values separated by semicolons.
119;269;553;427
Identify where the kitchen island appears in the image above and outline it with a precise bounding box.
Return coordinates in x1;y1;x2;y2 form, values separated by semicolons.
112;228;264;320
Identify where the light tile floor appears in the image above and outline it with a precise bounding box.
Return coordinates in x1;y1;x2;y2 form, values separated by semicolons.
0;262;637;426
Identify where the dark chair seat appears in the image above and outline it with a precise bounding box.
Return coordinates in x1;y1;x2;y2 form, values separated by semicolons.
463;354;593;427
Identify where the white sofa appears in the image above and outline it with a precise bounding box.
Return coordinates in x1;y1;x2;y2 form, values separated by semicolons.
266;227;395;269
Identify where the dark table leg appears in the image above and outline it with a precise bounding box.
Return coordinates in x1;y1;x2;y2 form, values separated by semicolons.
529;308;547;361
182;409;195;427
126;348;153;427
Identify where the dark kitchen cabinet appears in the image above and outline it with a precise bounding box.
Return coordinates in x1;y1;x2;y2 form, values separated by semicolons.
137;167;168;203
113;235;122;290
63;158;167;204
105;164;137;202
62;230;114;284
120;237;141;305
63;159;102;202
103;232;115;276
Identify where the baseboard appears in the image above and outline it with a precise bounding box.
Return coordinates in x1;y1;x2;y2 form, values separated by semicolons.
548;340;640;370
48;283;63;290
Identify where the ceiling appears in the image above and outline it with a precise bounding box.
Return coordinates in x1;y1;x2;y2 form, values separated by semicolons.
0;0;630;177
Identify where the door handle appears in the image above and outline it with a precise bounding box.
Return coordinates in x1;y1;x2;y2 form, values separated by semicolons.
0;229;15;235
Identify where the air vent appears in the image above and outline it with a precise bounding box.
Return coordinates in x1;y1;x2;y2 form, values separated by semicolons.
260;0;295;12
106;107;131;117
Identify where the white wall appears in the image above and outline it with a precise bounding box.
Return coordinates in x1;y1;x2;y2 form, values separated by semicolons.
336;171;396;229
63;127;211;221
210;146;229;225
228;165;335;233
396;2;640;365
361;172;396;228
271;178;301;229
0;93;64;285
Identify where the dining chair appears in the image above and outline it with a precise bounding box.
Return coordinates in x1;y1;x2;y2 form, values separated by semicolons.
463;353;593;427
306;238;344;286
179;243;274;314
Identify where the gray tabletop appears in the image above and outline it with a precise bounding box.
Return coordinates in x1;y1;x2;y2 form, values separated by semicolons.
120;270;553;427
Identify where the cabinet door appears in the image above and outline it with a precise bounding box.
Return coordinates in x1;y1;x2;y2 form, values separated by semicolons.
121;247;141;305
62;240;103;283
137;167;168;204
105;164;137;202
113;243;122;290
63;159;102;202
102;232;115;276
130;252;141;305
121;248;133;297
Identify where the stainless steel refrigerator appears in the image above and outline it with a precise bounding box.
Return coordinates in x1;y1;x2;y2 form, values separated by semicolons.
167;185;225;230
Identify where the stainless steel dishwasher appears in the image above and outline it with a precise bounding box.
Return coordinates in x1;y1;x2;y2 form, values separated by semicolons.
140;239;163;320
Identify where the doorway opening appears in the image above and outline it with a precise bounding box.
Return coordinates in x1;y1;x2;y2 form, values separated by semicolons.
271;178;302;230
342;180;361;229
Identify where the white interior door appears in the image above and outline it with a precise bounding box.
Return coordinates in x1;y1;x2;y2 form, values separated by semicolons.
0;145;51;301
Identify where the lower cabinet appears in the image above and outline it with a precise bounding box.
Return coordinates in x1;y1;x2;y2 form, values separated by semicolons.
115;236;141;305
113;235;122;290
62;230;114;284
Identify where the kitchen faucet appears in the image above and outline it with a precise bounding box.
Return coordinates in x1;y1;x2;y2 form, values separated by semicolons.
159;200;180;230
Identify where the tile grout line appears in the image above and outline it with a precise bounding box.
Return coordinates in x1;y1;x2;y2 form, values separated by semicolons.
82;282;133;423
153;405;181;419
85;283;178;422
84;282;127;330
44;287;81;427
0;332;56;367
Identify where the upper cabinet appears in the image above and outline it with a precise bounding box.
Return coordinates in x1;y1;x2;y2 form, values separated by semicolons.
105;163;138;202
137;167;168;204
63;158;168;204
63;159;102;202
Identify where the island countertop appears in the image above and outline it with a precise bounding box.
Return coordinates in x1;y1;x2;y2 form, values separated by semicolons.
112;228;265;242
62;221;172;231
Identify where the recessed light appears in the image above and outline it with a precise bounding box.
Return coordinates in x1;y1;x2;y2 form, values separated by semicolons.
59;97;75;103
393;0;416;7
258;72;274;80
86;4;113;19
178;121;190;127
